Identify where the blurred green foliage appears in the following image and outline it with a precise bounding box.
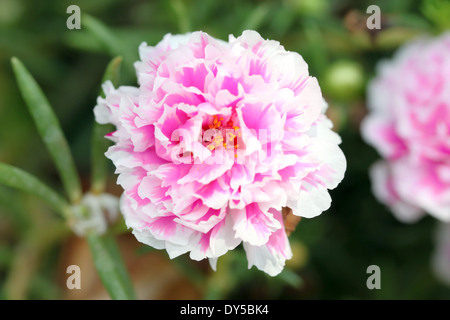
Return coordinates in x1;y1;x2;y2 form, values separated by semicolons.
0;0;449;300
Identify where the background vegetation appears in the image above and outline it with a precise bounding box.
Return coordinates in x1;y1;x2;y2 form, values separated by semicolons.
0;0;449;299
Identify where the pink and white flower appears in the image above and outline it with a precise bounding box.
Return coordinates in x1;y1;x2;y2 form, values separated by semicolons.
362;32;450;223
95;30;346;276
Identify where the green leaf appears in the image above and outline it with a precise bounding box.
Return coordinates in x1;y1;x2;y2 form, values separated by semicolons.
0;163;71;218
0;186;30;233
241;3;271;32
421;0;450;32
81;13;122;57
80;14;136;83
90;56;122;194
11;57;82;204
278;268;303;289
99;56;123;96
87;233;136;300
169;0;192;33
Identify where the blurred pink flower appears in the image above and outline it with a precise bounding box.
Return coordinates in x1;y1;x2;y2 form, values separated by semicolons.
95;31;346;276
362;32;450;223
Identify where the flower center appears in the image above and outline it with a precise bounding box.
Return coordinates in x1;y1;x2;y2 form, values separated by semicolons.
204;115;242;157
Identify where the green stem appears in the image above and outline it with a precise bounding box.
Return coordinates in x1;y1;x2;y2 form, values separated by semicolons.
86;233;136;300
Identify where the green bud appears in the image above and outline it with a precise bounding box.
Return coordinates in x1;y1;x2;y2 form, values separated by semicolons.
284;0;327;17
322;60;365;102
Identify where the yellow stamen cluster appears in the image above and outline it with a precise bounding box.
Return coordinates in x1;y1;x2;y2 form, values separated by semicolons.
208;115;223;130
206;115;241;157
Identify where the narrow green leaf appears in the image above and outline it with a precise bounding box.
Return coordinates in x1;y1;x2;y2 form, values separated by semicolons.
81;14;122;57
87;233;136;300
241;3;271;32
100;56;123;97
421;0;450;32
80;15;136;83
278;268;303;289
0;163;71;218
90;123;114;194
11;57;82;204
0;186;30;233
169;0;192;33
90;56;122;194
303;20;328;77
